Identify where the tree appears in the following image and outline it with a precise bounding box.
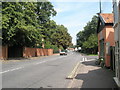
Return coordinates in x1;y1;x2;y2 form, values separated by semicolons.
36;1;56;24
76;15;98;54
42;20;72;50
76;31;85;47
82;34;98;54
2;2;56;47
2;2;40;47
2;1;72;50
51;25;72;49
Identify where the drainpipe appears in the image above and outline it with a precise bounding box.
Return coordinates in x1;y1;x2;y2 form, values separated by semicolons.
118;1;120;87
118;1;120;62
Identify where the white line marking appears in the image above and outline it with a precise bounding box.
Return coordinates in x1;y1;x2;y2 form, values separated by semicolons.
34;57;64;65
0;67;23;74
58;57;63;59
2;55;69;74
85;59;96;61
80;59;96;62
35;61;47;65
85;57;87;61
82;57;84;61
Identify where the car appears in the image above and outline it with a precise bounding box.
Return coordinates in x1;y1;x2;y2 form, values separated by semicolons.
60;51;67;55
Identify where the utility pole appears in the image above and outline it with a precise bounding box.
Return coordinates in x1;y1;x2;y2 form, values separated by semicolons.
99;0;102;13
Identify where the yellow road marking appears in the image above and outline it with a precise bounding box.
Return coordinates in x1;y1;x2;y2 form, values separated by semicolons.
66;61;80;79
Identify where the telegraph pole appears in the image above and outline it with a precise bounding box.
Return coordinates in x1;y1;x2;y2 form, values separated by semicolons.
99;0;102;13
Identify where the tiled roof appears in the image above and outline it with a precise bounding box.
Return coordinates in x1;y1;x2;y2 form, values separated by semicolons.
100;13;113;23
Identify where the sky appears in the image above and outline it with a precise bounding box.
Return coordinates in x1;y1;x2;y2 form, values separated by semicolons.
50;0;113;45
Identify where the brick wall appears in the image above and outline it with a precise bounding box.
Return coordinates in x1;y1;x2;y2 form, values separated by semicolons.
36;48;42;56
47;49;53;56
0;46;53;59
36;48;45;56
0;46;8;60
98;26;115;67
23;47;36;58
23;47;53;58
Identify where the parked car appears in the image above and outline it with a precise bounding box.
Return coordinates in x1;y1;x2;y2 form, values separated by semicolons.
60;51;67;55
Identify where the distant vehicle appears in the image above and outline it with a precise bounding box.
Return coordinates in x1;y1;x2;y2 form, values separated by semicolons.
60;51;67;55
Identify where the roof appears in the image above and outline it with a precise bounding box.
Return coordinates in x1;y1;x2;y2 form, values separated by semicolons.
99;13;114;23
97;13;113;33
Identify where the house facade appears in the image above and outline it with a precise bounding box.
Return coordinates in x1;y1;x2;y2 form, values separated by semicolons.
113;0;120;87
97;13;115;67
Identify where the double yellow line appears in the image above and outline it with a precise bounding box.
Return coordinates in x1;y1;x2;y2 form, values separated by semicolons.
66;61;80;79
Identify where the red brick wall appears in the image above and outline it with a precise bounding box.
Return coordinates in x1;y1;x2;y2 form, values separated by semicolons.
98;27;106;58
0;46;8;60
105;26;115;67
47;49;53;56
23;47;36;58
36;48;41;56
23;47;53;58
98;26;115;67
0;46;53;59
36;48;45;56
43;49;46;56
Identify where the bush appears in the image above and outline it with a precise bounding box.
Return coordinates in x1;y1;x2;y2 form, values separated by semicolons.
44;41;59;53
52;45;59;53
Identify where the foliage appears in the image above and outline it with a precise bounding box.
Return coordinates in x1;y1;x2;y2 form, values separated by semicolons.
83;34;98;49
44;41;59;53
2;2;72;50
76;15;98;54
2;2;41;47
51;25;72;49
69;45;76;49
36;1;56;24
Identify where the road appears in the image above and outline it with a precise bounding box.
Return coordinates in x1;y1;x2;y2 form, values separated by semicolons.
2;52;84;88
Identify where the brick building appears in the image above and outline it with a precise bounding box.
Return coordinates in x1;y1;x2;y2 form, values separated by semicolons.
97;13;115;67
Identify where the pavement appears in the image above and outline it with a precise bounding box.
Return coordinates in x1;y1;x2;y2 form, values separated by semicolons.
69;59;118;88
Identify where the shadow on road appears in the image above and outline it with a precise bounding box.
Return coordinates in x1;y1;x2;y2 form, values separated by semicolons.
81;60;98;66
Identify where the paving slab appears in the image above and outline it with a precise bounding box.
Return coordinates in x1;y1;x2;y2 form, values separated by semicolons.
70;60;118;88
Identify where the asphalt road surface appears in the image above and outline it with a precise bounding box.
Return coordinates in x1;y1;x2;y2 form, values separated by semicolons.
2;52;85;88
